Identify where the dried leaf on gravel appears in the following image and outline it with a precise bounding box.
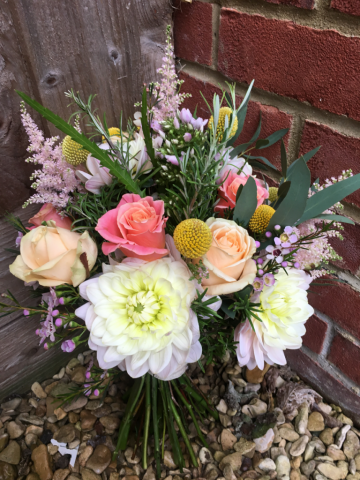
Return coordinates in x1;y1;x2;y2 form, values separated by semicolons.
276;381;322;415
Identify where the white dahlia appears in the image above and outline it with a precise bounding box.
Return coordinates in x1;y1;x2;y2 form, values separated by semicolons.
75;257;202;380
235;268;314;370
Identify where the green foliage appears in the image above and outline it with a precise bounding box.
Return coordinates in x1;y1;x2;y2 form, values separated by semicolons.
233;176;258;227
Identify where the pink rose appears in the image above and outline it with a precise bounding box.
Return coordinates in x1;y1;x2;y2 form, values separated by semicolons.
215;172;269;215
29;204;72;230
96;193;168;261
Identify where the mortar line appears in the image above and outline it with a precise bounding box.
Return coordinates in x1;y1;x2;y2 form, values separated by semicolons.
194;0;360;37
211;4;221;71
179;61;360;139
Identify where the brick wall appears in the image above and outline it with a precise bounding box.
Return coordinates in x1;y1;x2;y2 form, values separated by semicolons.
173;0;360;424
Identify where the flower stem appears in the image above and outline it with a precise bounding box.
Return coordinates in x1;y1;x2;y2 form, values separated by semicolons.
179;375;219;421
171;380;210;449
168;390;199;468
151;377;161;479
112;376;145;462
142;374;151;470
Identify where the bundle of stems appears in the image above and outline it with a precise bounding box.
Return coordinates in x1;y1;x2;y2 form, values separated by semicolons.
112;374;219;478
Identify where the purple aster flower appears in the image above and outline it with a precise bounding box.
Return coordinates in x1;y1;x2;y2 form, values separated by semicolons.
61;339;76;353
263;273;275;287
165;155;179;166
179;108;193;124
150;120;162;133
253;277;264;292
183;132;192;142
191;117;208;132
173;117;180;129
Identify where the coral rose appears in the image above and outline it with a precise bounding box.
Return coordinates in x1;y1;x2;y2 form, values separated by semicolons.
9;225;98;287
96;193;168;261
215;171;269;215
198;218;257;295
29;203;72;230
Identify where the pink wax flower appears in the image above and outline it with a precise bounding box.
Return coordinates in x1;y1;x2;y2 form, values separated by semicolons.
29;203;72;230
215;171;269;215
96;193;168;261
61;339;76;353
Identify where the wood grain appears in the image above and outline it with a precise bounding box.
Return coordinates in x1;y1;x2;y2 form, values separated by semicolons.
0;0;172;399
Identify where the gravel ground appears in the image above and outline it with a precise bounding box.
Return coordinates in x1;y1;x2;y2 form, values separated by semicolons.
0;351;359;480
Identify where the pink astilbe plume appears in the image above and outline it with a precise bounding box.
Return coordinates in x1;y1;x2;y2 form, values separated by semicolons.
152;26;191;122
21;102;80;210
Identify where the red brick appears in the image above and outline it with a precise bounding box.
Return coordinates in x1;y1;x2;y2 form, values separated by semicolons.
264;0;314;8
328;334;360;384
174;1;213;66
331;0;360;16
299;120;360;208
218;10;360;121
308;278;360;341
330;222;360;275
286;349;360;426
179;72;292;169
303;314;328;354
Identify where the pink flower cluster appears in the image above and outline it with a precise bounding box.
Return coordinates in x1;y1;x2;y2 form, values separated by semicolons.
21;103;81;210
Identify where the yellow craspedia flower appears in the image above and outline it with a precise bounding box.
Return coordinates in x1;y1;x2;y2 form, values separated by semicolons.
174;219;213;259
208;107;238;141
62;136;89;166
268;187;278;203
102;127;121;143
249;205;275;234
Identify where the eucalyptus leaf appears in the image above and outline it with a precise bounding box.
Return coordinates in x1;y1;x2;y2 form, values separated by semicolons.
280;140;287;179
233;176;258;227
230;113;262;159
16;90;142;195
245;155;280;174
313;214;354;225
297;173;360;224
267;158;310;229
287;146;321;175
220;299;236;319
256;128;289;150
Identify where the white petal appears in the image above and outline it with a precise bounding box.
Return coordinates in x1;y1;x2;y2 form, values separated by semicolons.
149;344;172;374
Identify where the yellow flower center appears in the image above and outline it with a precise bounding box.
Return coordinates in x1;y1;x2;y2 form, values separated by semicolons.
249;205;275;234
208;107;238;141
174;219;213;259
62;136;89;166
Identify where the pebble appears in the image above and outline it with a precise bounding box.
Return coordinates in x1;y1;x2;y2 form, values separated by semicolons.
0;440;20;465
6;421;25;439
99;415;120;430
290;436;309;457
336;425;352;448
276;455;290;478
219;414;232;428
294;404;309;435
31;382;47;399
254;428;275;453
79;445;94;467
86;445;112;474
220;429;237;451
279;428;300;442
245;364;270;383
32;444;53;480
1;398;22;411
81;467;102;480
343;431;360;460
258;458;276;472
0;434;9;453
219;452;243;471
316;461;348;480
0;461;16;480
216;400;228;414
125;447;141;465
242;399;267;417
53;424;76;444
163;451;177;469
25;433;38;447
319;428;334;446
327;444;346;461
301;459;316;477
307;412;325;432
53;469;70;480
63;396;88;412
199;447;213;464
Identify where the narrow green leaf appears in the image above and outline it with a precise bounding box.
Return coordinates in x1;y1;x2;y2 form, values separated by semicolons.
278;181;291;198
141;87;156;164
235;184;244;203
16;90;142;195
227;80;254;147
267;158;310;229
233;176;258;227
313;214;354;225
280;140;287;179
287;146;321;175
220;299;236;319
245;155;280;174
256;128;289;150
298;173;360;225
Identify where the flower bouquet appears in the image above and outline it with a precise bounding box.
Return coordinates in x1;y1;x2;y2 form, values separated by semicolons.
3;27;360;475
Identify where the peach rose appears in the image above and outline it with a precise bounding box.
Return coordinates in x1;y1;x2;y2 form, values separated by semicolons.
9;225;98;287
198;218;257;295
215;171;269;215
29;203;72;230
95;193;168;261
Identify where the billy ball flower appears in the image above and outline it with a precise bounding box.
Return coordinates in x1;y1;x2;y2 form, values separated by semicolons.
174;219;213;259
268;187;278;203
208;107;238;141
75;258;203;380
249;205;275;234
101;127;121;143
62;136;89;166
